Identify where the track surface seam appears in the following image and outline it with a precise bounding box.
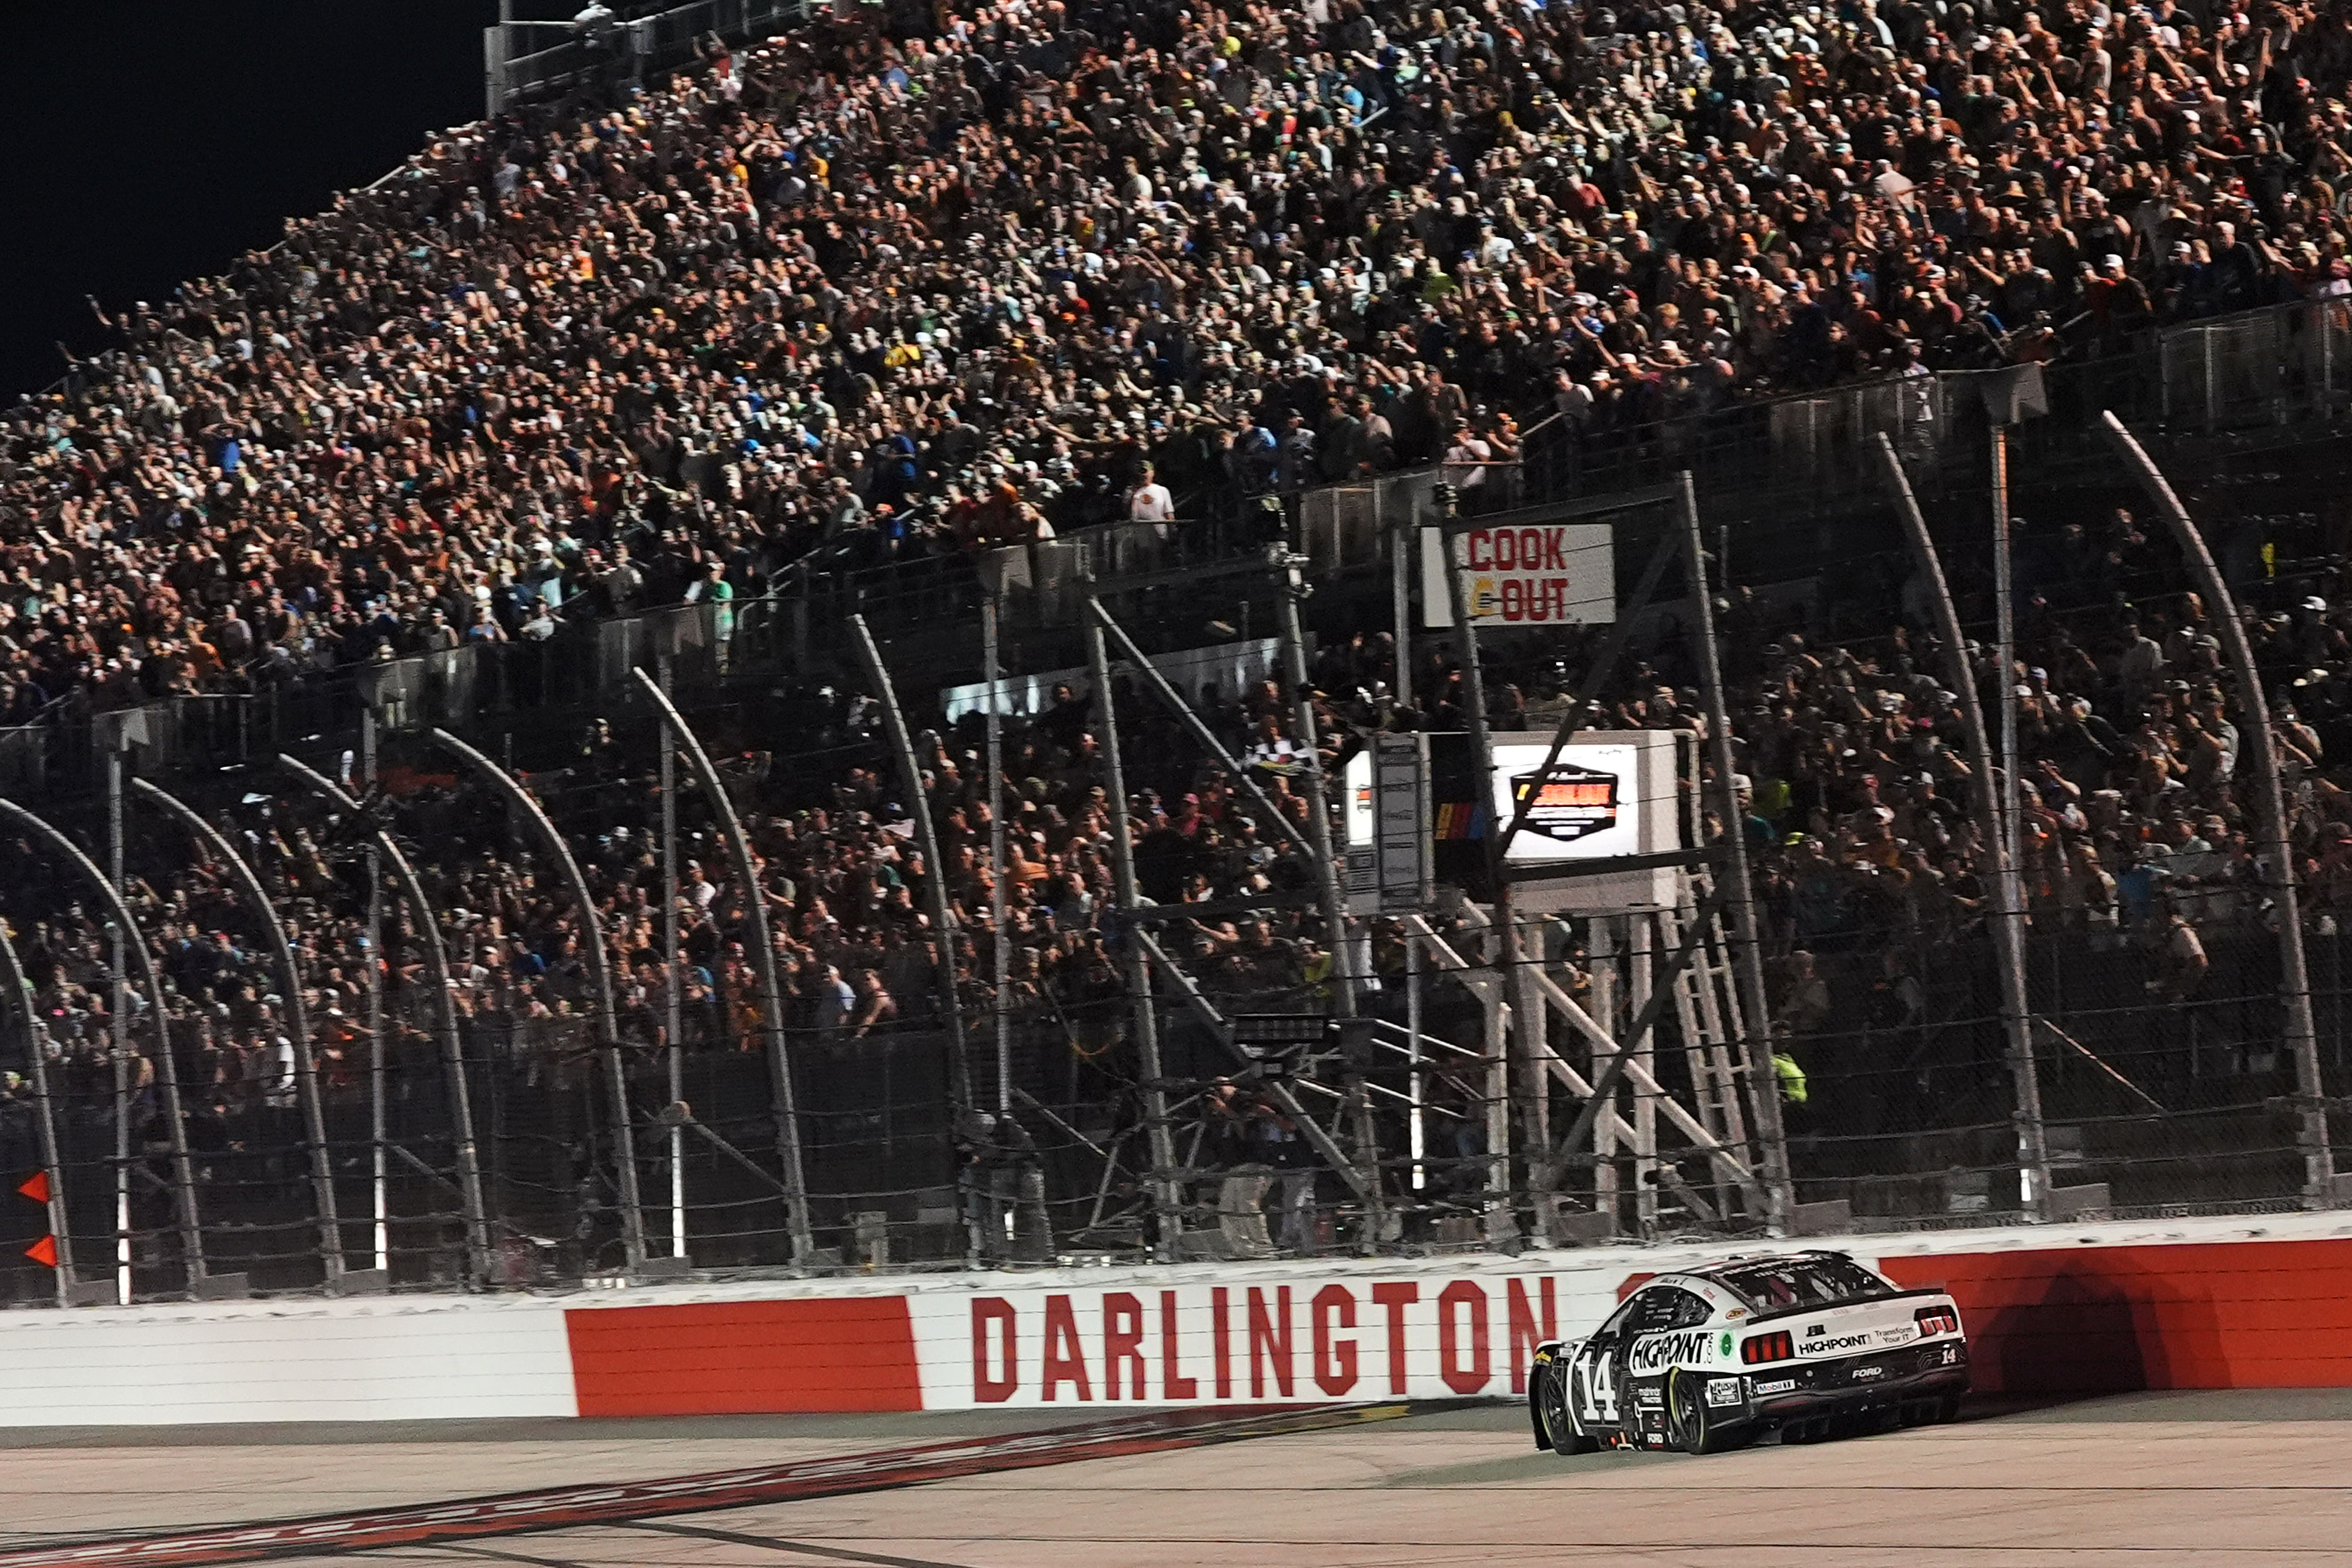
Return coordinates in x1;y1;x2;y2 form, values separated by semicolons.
0;1405;1411;1568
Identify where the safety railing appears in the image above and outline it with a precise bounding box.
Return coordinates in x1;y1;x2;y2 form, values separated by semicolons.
1522;370;1953;510
1519;296;2352;514
487;0;818;116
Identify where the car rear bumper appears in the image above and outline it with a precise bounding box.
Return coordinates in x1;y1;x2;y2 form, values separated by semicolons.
1734;1338;1969;1423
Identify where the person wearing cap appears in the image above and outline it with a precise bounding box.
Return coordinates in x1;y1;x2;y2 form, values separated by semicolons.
2087;251;2154;346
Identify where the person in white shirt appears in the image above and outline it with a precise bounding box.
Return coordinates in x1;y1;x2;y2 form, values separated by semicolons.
1127;463;1175;527
1442;423;1494;491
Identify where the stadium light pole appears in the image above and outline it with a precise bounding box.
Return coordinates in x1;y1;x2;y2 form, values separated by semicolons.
629;668;815;1265
129;778;358;1286
430;729;650;1273
2099;413;2337;1206
275;755;493;1286
1875;434;2052;1222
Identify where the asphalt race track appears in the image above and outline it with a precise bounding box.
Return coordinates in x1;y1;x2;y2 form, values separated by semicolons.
4;1392;2348;1567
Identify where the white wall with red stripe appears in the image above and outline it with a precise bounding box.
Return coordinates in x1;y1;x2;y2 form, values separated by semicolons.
5;1213;2351;1425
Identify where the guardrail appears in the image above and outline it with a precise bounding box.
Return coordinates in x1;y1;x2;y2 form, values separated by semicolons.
485;0;821;116
1521;297;2352;512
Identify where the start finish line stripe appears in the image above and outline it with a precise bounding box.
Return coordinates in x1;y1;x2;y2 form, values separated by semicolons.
0;1403;1412;1568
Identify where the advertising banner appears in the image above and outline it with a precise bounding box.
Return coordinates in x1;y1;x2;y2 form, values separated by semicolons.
1421;524;1614;628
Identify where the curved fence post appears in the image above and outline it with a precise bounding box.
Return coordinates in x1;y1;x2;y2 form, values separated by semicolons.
429;730;650;1272
630;670;814;1264
130;778;358;1286
0;915;71;1305
276;755;493;1286
1875;435;2053;1221
2100;413;2337;1206
854;614;1009;1264
847;618;975;1112
0;798;222;1295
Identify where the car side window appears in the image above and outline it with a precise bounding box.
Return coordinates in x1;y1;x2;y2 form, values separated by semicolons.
1622;1286;1708;1334
1593;1294;1645;1340
1664;1289;1713;1329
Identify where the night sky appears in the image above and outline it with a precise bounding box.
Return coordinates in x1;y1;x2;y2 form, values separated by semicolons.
1;1;502;400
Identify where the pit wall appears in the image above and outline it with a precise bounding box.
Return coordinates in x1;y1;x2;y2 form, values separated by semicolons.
9;1213;2351;1426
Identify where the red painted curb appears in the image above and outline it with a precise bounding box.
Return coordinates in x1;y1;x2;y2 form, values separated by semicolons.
0;1404;1410;1568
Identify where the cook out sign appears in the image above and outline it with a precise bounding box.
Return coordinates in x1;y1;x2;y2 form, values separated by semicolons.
910;1274;1621;1407
1421;522;1616;628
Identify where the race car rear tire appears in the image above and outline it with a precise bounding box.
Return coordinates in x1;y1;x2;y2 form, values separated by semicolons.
1538;1364;1599;1455
1665;1367;1743;1455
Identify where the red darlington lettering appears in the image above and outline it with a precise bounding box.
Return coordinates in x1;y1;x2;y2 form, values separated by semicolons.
973;1299;1018;1403
1312;1284;1359;1397
1160;1290;1198;1399
1371;1282;1419;1393
1042;1295;1093;1402
1438;1280;1492;1395
1506;1278;1558;1393
1102;1293;1146;1401
1212;1286;1234;1399
1248;1286;1295;1398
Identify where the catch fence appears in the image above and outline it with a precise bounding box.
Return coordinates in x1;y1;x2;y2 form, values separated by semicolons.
9;859;2348;1306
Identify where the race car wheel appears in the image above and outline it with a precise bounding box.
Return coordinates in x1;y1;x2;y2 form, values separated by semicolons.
1539;1364;1598;1455
1665;1368;1743;1455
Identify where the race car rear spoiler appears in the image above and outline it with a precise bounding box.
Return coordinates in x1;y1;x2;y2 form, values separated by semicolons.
1735;1285;1954;1329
